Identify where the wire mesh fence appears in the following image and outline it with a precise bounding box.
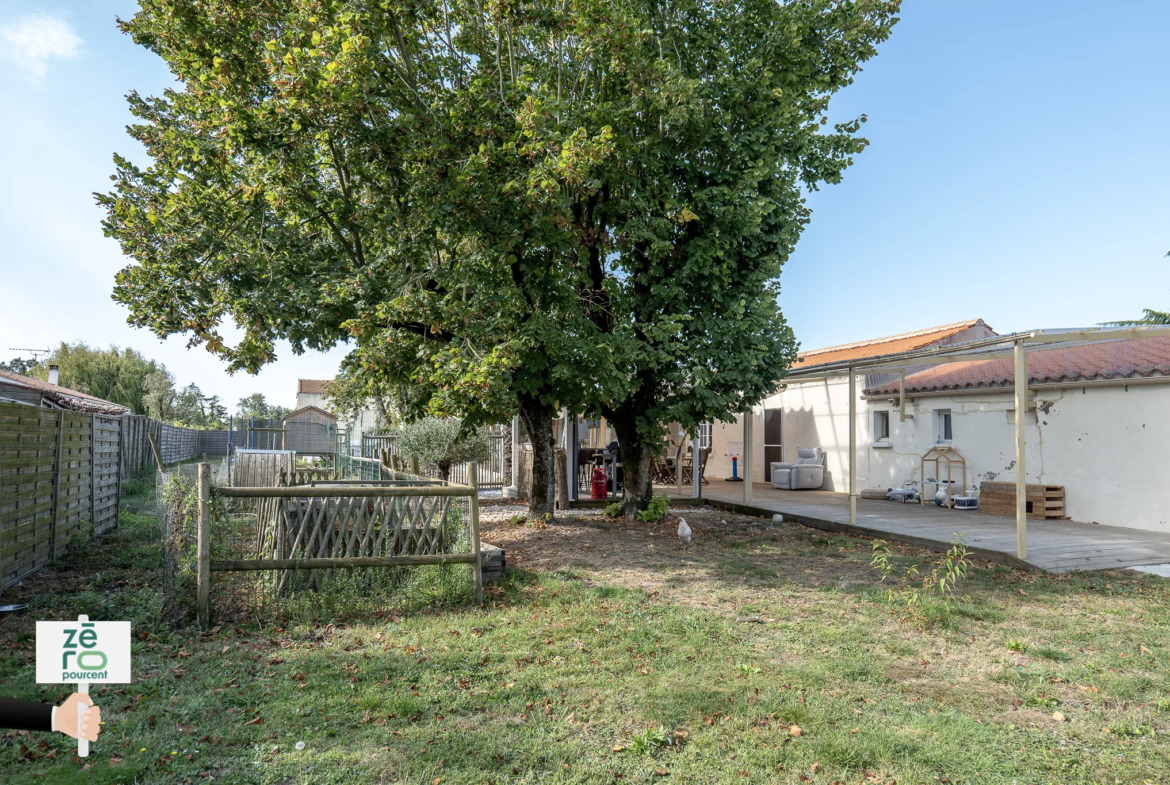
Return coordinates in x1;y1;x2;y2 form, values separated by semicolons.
155;458;484;626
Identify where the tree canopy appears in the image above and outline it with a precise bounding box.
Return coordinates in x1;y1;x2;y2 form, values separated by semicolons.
236;393;291;422
101;0;899;515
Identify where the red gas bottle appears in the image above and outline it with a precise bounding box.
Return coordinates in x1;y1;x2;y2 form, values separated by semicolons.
590;467;608;499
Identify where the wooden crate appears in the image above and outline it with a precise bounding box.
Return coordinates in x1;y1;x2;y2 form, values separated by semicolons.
979;482;1065;520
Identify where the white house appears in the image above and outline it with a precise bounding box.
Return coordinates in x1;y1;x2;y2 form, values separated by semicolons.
295;379;329;411
706;320;1170;534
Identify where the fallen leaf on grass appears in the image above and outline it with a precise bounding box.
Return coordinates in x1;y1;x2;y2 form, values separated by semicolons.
1052;712;1066;722
244;717;262;726
612;744;626;752
789;725;802;737
655;769;669;776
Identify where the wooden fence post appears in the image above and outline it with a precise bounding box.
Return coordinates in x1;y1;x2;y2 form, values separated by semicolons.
197;462;211;627
411;455;420;475
148;432;165;474
469;462;483;605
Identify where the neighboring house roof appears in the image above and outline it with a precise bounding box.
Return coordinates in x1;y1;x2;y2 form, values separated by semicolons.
864;336;1170;395
283;405;338;422
0;369;129;414
795;320;990;370
297;379;330;394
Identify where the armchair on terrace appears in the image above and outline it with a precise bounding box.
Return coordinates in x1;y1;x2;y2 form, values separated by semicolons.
770;447;824;490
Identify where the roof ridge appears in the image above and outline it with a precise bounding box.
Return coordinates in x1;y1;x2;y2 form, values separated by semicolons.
799;320;983;358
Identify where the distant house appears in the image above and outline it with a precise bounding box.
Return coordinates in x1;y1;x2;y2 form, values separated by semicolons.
296;379;384;455
704;319;1170;533
0;368;128;415
296;379;329;410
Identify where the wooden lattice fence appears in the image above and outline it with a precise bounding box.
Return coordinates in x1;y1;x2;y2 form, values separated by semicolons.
0;402;124;591
195;464;484;624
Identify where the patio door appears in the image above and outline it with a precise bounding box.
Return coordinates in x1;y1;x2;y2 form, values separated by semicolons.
763;408;783;482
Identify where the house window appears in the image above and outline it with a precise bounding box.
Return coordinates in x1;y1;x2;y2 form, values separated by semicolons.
699;423;712;450
933;409;953;444
872;410;890;442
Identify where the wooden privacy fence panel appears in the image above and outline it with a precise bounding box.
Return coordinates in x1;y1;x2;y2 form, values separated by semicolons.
197;430;238;457
92;416;121;534
0;406;59;589
53;413;93;555
119;415;204;480
0;402;124;591
159;424;200;465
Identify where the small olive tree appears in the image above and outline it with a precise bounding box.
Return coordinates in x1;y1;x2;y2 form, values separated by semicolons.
397;418;490;482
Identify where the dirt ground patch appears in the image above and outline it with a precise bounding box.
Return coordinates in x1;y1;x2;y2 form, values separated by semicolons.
479;502;905;613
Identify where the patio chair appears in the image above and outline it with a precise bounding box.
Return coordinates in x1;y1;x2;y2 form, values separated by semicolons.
770;447;824;490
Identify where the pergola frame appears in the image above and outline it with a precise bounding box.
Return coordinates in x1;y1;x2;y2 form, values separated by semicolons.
740;325;1170;559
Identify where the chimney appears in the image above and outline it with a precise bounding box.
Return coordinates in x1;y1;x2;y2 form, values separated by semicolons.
48;365;59;386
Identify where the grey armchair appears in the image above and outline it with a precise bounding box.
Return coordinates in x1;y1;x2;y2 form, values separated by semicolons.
770;447;825;490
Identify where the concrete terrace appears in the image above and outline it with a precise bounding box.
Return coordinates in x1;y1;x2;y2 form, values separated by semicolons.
644;482;1170;574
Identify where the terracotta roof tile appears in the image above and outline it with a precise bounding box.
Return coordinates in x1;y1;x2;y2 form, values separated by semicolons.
794;320;989;370
297;379;331;394
864;337;1170;395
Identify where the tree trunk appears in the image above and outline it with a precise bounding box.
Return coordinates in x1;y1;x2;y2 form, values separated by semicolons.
518;393;556;520
607;409;655;519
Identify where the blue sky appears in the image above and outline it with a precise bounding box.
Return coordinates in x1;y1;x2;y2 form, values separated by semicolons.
1;1;1167;408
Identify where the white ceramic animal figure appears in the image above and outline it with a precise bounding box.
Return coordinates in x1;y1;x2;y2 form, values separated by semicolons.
677;517;693;548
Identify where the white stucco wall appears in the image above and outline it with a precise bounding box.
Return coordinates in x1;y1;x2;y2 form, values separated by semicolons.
296;391;326;410
708;377;1170;534
707;414;766;484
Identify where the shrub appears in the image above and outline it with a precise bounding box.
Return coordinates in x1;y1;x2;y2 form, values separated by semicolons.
604;502;622;518
871;533;971;628
396;417;490;481
636;494;669;523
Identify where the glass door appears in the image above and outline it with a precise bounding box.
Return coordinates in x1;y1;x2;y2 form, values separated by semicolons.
763;408;783;482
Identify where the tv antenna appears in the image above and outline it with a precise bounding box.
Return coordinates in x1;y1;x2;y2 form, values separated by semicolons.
8;347;50;361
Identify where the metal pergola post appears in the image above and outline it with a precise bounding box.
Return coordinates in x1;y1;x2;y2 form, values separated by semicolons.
1014;340;1028;559
742;409;754;506
848;366;857;527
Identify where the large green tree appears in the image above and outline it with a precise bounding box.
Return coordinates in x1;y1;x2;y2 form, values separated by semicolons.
29;342;166;414
100;0;897;517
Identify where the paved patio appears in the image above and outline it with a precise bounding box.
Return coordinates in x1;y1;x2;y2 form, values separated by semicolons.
650;482;1170;573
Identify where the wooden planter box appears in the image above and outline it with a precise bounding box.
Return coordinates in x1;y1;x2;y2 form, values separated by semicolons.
979;481;1065;520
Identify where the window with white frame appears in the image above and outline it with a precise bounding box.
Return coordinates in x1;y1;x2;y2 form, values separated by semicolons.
699;422;712;450
933;408;953;444
872;410;890;442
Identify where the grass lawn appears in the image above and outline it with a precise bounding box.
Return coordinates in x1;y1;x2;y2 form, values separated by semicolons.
1;487;1167;784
